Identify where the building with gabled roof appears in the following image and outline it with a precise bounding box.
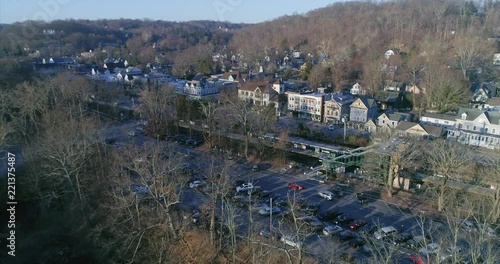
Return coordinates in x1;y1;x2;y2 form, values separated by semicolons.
395;121;444;139
447;108;500;149
349;96;378;123
238;81;284;116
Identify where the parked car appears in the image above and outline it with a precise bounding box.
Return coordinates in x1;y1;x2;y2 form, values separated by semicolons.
317;210;343;222
259;206;281;215
318;191;334;201
407;235;431;249
336;230;357;241
280;235;303;248
236;183;254;192
298;216;324;231
461;220;477;232
252;165;259;172
259;229;281;240
374;226;397;240
348;219;367;230
288;182;305;191
327;124;335;130
128;131;137;137
323;225;343;236
409;255;425;264
333;214;354;225
392;232;413;245
358;223;377;235
349;237;366;248
189;180;206;188
309;175;327;184
419;242;439;255
355;192;369;204
301;202;320;215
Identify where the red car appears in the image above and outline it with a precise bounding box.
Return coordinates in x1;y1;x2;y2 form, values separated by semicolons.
288;182;305;191
348;219;367;230
409;256;425;264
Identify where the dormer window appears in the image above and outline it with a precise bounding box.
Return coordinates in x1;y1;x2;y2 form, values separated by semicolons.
461;113;467;120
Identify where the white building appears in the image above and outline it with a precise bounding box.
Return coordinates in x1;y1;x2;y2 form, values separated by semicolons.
447;108;500;149
286;91;330;122
177;78;224;99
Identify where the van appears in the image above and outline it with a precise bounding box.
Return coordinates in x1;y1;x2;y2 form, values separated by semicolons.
374;226;397;240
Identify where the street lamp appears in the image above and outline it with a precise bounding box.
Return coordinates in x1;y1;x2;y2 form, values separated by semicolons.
341;116;347;142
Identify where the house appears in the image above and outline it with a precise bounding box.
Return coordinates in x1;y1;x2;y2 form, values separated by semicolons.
471;82;498;107
375;91;402;110
220;70;248;83
419;112;456;129
376;112;412;129
383;81;405;92
238;82;284;116
484;97;500;112
395;121;444;139
286;91;331;122
272;79;285;94
494;53;500;66
323;92;355;124
350;83;366;95
447;108;500;149
349;96;378;124
364;119;377;133
178;78;223;99
406;84;425;95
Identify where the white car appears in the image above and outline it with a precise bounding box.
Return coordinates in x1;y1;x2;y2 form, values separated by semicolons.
318;191;334;200
189;180;206;188
374;226;397;240
323;225;343;236
259;206;281;215
280;235;303;248
128;131;137;137
419;242;439;255
461;220;477;232
236;183;254;192
327;124;335;130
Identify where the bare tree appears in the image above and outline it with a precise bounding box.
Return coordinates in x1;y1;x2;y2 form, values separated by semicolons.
453;33;495;80
423;140;474;212
199;98;220;148
136;84;177;138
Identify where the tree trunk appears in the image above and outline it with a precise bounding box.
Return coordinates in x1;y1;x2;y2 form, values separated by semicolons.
492;188;500;222
166;210;177;239
438;177;448;212
245;132;250;157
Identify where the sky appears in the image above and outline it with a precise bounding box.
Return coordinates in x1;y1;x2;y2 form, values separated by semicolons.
0;0;344;24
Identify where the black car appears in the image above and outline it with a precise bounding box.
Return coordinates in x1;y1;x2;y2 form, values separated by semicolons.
358;223;377;235
356;193;369;204
317;210;343;221
336;230;357;241
301;203;320;215
332;188;345;197
349;237;366;248
333;214;354;225
392;232;413;245
258;190;273;199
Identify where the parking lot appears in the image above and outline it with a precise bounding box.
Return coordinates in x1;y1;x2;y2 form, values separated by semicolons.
109;118;498;263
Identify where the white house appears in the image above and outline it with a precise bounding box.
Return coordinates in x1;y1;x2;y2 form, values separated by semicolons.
178;78;223;99
238;81;284;116
350;83;365;95
286;91;330;122
447;108;500;149
420;112;456;129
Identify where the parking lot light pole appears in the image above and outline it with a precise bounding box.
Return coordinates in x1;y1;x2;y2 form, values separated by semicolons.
270;197;273;240
342;116;347;142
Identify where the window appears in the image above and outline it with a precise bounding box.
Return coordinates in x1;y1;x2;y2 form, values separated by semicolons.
493;129;496;134
473;126;476;131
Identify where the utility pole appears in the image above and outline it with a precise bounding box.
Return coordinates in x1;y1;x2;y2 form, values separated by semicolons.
269;197;273;240
342;116;347;142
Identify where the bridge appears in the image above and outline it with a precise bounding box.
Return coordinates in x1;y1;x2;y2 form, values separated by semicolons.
319;145;378;172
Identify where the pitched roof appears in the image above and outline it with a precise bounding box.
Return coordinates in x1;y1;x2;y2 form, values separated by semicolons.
351;96;377;109
421;124;444;137
421;112;456;121
395;121;418;131
486;97;500;106
457;107;486;121
239;81;274;94
375;91;400;103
